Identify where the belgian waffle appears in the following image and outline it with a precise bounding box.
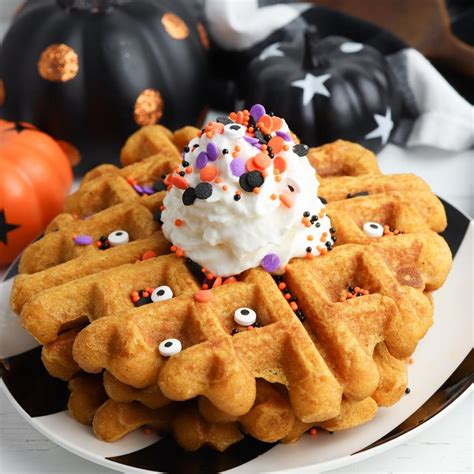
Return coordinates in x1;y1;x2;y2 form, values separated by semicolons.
10;132;452;451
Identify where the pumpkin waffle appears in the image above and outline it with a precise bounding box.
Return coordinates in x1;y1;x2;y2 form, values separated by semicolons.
10;132;452;451
68;373;243;451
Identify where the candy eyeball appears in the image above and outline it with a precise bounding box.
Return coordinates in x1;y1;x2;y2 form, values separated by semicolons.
224;123;246;139
151;285;173;302
159;338;182;357
108;230;129;246
234;307;257;326
363;222;384;238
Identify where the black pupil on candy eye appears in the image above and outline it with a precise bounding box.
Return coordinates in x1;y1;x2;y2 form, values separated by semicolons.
241;309;249;315
288;185;295;192
230;125;240;130
157;289;165;296
116;232;122;236
164;341;173;347
370;224;378;229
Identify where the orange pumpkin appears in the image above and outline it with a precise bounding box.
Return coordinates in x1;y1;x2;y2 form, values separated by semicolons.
0;120;72;265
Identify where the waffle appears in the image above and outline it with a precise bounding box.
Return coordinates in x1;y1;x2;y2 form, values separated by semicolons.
68;373;243;451
10;133;452;451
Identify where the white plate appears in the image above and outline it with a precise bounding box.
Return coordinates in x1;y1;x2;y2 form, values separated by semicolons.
0;200;472;474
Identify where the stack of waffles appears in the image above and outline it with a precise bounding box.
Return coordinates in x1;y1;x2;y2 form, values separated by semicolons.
10;125;452;452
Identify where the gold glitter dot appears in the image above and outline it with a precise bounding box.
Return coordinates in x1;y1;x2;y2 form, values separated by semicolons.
161;12;189;40
38;44;79;82
197;22;210;50
134;89;164;127
0;79;5;108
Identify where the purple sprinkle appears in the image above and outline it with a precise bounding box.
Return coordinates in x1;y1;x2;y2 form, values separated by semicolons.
133;183;144;195
250;104;266;121
74;235;93;246
261;253;281;273
230;158;246;177
207;142;219;161
252;143;263;150
196;151;209;169
276;131;292;141
142;185;155;195
244;136;259;144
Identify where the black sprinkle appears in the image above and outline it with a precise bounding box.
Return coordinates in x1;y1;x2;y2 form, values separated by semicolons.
154;210;162;223
182;187;197;206
267;146;273;152
315;222;321;228
306;247;312;253
311;215;318;223
231;328;239;335
179;171;186;177
274;275;282;282
195;182;213;199
222;149;229;154
347;191;369;199
332;236;337;242
253;322;261;328
357;292;363;297
183;146;190;153
248;116;256;127
303;211;310;217
161;173;167;180
239;171;264;192
319;197;328;204
283;288;290;294
269;111;275;116
153;180;167;193
135;297;151;307
234;194;241;201
216;116;233;125
293;143;309;156
330;227;336;233
325;241;332;249
290;297;297;302
405;387;411;394
348;286;355;293
254;129;267;144
182;160;189;167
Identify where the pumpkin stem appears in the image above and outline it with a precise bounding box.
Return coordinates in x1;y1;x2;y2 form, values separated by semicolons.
57;0;116;12
304;26;324;69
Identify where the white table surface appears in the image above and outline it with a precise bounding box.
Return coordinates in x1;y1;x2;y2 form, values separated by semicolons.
1;0;473;471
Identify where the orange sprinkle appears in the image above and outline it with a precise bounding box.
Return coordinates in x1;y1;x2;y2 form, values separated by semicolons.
232;152;239;158
274;156;287;173
170;245;177;252
200;165;218;182
247;127;254;133
176;249;184;257
268;136;284;154
201;267;207;273
280;193;295;208
215;177;222;184
223;276;237;285
284;293;292;300
206;132;212;139
175;219;184;227
235;190;241;195
212;276;223;288
290;302;298;311
283;145;289;151
185;166;192;174
305;253;314;260
271;194;278;200
253;187;260;194
194;289;212;303
309;427;317;437
132;295;139;303
307;235;314;241
229;112;237;120
202;283;209;290
258;114;272;130
261;144;268;151
275;175;282;182
95;241;101;247
206;272;215;280
278;282;287;290
235;145;241;152
160;205;165;211
262;170;268;178
171;175;189;190
142;250;157;260
253;152;271;169
142;292;149;298
246;158;258;172
223;185;229;191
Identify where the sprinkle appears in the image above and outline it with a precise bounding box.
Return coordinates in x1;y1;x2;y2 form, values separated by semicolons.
133;183;144;194
273;156;287;173
142;250;157;260
194;289;212;303
215;177;222;184
223;185;228;191
175;219;184;227
196;151;209;169
185;166;192;174
405;387;411;394
293;143;309;156
271;194;278;200
207;142;219;161
171;175;189;190
142;185;155;195
200;165;218;182
307;235;314;241
276;131;292;141
347;191;369;199
253;152;271;169
244;136;259;144
74;235;93;246
290;301;298;311
230;157;246;177
268;136;284;154
176;248;184;257
262;253;281;272
253;187;260;194
249;104;266;121
234;194;241;201
170;245;177;252
309;427;318;437
212;276;223;288
182;187;197;206
239;171;264;192
195;182;213;199
223;276;237;284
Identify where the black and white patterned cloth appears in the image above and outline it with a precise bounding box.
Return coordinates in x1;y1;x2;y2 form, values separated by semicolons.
202;0;473;152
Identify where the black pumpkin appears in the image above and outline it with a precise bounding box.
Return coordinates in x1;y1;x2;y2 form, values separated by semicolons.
0;0;210;172
242;30;401;153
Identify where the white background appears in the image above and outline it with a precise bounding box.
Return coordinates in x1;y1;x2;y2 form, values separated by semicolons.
0;0;472;472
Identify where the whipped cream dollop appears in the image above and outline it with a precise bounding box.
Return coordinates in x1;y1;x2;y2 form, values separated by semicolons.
161;105;333;277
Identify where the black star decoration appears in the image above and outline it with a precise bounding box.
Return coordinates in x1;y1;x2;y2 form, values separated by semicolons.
0;209;20;245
